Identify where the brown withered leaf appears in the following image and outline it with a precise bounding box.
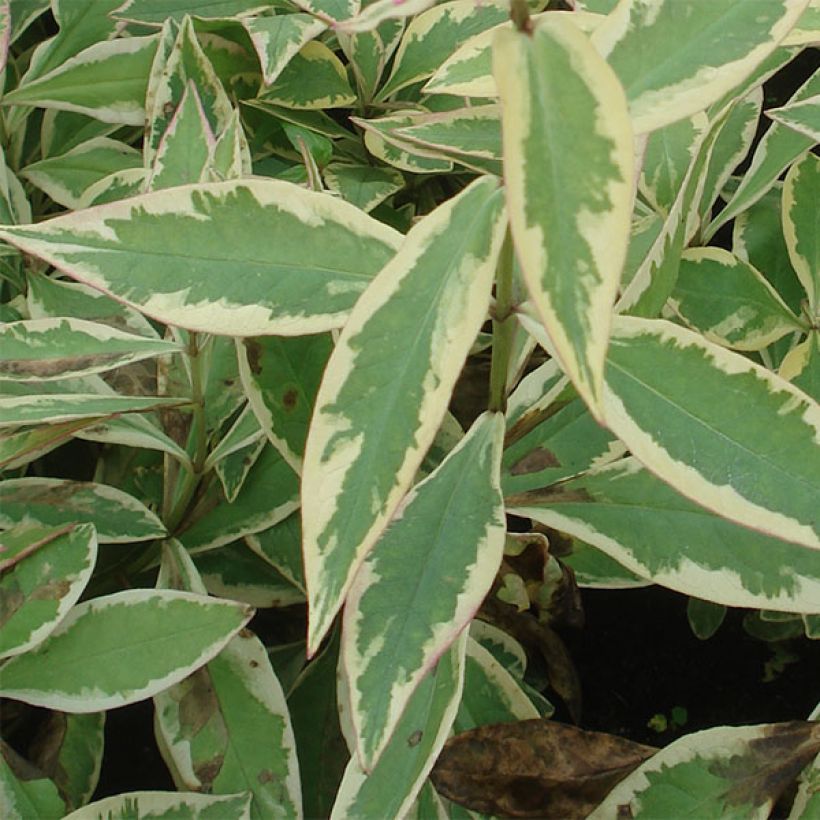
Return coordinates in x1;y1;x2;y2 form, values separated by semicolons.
431;719;657;819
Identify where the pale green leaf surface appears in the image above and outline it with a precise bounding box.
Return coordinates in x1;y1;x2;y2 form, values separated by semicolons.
767;94;820;141
0;590;253;712
783;151;820;314
781;332;820;402
0;478;166;543
62;791;252;820
670;247;804;350
604;317;820;551
301;176;506;653
336;0;433;34
0;318;181;382
1;36;158;125
563;539;649;590
356;113;454;173
21;137;141;210
331;632;467;817
338;18;403;100
591;0;810;134
508;457;820;613
293;0;357;23
214;434;266;503
245;513;305;592
342;412;505;769
204;403;264;471
495;18;633;416
0;179;401;337
116;0;270;24
396;105;502;160
0;523;96;658
0;742;65;820
323;163;404;213
588;723;820;820
181;445;299;552
79;167;148;207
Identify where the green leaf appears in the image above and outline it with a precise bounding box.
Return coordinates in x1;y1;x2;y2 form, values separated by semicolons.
453;637;540;733
1;36;159;125
767;93;820;142
670;247;804;351
204;403;265;471
0;179;401;337
116;0;271;24
0;589;253;712
238;334;332;471
377;0;509;101
242;13;326;86
591;0;810;134
0;478;166;543
563;539;649;590
245;513;305;592
21;137;141;210
495;17;633;417
259;41;355;109
338;18;403;101
301;176;506;654
687;597;727;640
507;457;820;614
781;332;820;402
63;791;253;820
331;632;467;816
396;105;502;163
0;419;99;471
180;445;299;553
0;523;96;658
706;68;820;240
342;412;505;769
0;741;66;820
588;722;820;819
155;541;301;820
783;151;820;316
0;318;181;382
323;163;404;213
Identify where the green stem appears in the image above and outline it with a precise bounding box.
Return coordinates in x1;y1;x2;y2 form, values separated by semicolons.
488;229;516;413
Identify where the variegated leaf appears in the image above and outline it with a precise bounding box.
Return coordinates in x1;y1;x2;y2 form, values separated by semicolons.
0;589;253;711
588;723;820;820
670;247;805;350
783;151;820;314
116;0;269;24
337;18;403;101
21;137;141;210
0;318;181;382
323;163;404;213
245;514;305;592
782;0;820;45
0;179;401;337
336;0;434;34
377;0;509;100
0;522;96;658
781;332;820;402
342;412;505;769
292;0;358;23
1;36;158;125
706;68;820;240
494;16;633;417
0;419;99;471
508;457;820;613
301;176;506;654
0;478;166;543
767;93;820;142
62;791;252;820
396;105;502;162
0;742;66;820
591;0;810;134
355;112;454;174
332;631;467;815
604;316;820;551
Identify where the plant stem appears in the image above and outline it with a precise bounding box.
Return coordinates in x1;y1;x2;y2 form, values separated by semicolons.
510;0;533;33
488;229;516;413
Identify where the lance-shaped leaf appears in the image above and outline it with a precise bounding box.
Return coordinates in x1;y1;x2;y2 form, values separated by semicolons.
591;0;810;134
782;332;820;402
245;514;305;592
783;151;820;314
0;523;96;659
706;69;820;240
376;0;508;101
0;318;181;382
238;333;333;471
21;137;141;210
0;179;401;336
0;478;166;543
301;176;506;654
494;17;633;417
181;445;299;553
342;412;505;769
116;0;269;24
0;419;98;471
292;0;358;23
332;631;467;816
355;112;454;174
204;403;265;471
767;94;820;142
241;13;326;87
155;541;302;820
603;317;820;551
507;457;820;614
670;247;805;351
0;589;253;712
396;105;502;162
214;435;266;503
1;742;66;820
323;163;404;213
337;18;403;101
63;791;252;820
589;722;820;820
0;36;158;125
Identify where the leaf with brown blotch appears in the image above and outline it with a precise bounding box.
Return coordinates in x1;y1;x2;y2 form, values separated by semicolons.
430;719;657;818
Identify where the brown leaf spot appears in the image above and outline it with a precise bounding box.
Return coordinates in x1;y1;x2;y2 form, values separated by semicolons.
243;338;263;375
282;388;299;412
509;448;562;475
0;355;107;379
408;730;423;747
194;755;224;786
505;485;593;507
178;668;220;739
257;768;276;784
